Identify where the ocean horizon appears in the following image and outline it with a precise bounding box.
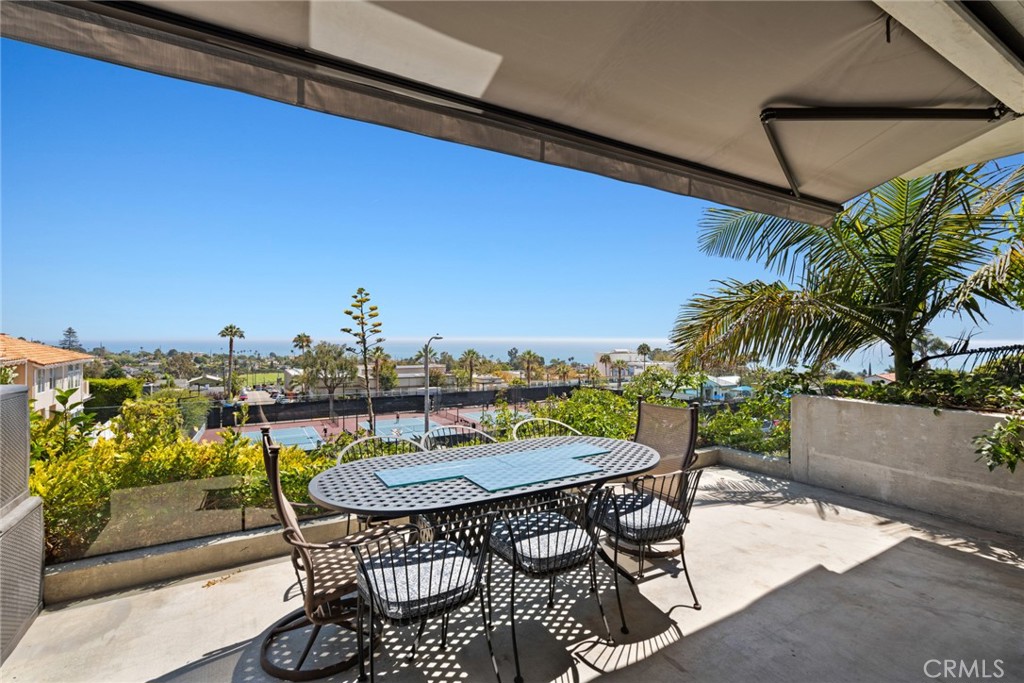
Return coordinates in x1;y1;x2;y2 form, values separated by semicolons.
74;338;674;363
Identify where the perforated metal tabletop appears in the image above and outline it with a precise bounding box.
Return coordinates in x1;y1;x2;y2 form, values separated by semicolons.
308;436;659;516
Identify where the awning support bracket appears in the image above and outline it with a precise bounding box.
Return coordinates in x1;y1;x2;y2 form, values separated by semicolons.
760;105;1010;198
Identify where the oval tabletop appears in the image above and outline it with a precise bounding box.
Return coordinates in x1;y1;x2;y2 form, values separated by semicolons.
308;436;659;516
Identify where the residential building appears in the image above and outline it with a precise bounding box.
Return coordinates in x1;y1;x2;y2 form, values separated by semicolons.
593;349;673;380
864;372;897;385
0;334;92;417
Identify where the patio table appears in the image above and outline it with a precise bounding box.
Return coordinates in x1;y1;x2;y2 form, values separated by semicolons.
308;436;659;517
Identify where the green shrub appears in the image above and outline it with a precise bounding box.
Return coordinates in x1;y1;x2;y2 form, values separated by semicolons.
88;378;142;409
531;388;638;439
822;379;869;396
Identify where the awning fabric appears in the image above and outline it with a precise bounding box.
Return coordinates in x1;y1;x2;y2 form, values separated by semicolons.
3;1;1022;226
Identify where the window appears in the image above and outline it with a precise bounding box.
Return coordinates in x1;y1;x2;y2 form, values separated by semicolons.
35;367;46;393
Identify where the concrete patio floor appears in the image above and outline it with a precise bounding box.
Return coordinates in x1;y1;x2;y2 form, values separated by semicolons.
3;467;1022;683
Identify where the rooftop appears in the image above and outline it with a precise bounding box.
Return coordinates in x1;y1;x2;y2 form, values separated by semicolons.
0;334;93;367
3;467;1021;683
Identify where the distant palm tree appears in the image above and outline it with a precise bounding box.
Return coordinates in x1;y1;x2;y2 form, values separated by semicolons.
370;346;390;393
459;349;482;389
599;353;612;381
292;333;312;353
519;350;542;386
218;324;245;397
637;343;651;371
612;359;629;389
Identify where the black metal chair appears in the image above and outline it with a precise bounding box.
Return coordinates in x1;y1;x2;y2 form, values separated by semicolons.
350;511;501;683
337;435;426;464
259;427;397;681
488;492;613;683
511;417;582;440
420;424;497;450
593;402;703;634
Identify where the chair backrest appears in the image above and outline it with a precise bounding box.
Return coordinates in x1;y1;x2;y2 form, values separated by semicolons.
511;417;582;440
260;427;305;544
420;425;497;450
634;401;698;475
337;435;426;464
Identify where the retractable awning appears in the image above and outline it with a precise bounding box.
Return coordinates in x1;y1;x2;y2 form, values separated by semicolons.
4;1;1023;226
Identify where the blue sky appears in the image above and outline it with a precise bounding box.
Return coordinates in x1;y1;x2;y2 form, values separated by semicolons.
2;38;1021;362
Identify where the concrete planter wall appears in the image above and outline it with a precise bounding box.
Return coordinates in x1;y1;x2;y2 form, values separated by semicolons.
790;395;1021;537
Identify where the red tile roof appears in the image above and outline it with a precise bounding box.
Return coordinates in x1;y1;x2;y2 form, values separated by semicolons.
0;334;93;366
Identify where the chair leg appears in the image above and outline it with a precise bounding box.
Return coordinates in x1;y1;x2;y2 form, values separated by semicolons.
638;544;646;579
547;575;555;609
368;597;376;683
680;544;701;610
509;568;524;683
590;554;614;645
409;620;426;661
486;553;495;629
479;595;502;683
441;614;449;651
357;597;367;682
612;537;629;634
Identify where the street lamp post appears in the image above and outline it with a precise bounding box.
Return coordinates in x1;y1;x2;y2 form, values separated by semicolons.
423;334;443;434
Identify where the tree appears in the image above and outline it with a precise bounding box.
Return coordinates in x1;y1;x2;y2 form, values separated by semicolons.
292;333;312;353
913;331;950;370
58;327;85;352
342;288;385;431
459;349;483;389
507;347;519;366
218;324;245;398
671;165;1024;383
103;363;126;379
599;353;612;379
308;342;357;419
519;350;542;385
612;359;629;389
162;354;198;379
637;343;651;371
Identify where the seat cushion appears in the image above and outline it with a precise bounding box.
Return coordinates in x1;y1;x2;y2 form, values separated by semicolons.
490;511;594;575
356;540;478;621
596;492;685;543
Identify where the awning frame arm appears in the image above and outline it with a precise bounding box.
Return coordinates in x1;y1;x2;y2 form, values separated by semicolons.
760;105;1011;198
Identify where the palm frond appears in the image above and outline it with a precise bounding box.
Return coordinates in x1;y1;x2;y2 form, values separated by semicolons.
670;279;876;370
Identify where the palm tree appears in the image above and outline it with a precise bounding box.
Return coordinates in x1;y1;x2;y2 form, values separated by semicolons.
218;324;245;397
636;343;651;371
671;165;1024;383
459;349;482;389
370;347;390;393
599;353;612;381
519;350;542;386
612;359;629;389
292;333;312;353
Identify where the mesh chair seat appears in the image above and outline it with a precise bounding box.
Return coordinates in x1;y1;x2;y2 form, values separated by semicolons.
490;511;594;575
356;541;478;621
596;492;685;544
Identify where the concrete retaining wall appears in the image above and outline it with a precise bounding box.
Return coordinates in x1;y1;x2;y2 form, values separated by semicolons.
790;395;1021;536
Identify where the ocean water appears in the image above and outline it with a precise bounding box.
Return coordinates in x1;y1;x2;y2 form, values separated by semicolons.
77;338;672;364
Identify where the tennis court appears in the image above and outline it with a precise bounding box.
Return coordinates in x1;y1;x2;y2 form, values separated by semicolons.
460;409;530;425
362;417;440;439
269;426;323;451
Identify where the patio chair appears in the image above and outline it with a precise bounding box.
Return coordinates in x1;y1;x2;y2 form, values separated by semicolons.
420;424;497;450
350;511;501;683
488;492;613;683
259;427;399;681
336;435;426;464
337;435;427;529
633;400;700;475
593;402;703;633
511;417;582;440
